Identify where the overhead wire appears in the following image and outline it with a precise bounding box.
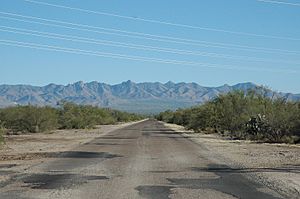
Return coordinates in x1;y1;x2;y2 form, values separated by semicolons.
24;0;300;41
257;0;300;7
1;3;298;73
0;39;297;74
0;25;298;65
0;13;299;55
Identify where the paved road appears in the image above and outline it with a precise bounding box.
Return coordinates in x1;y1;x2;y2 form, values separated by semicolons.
0;120;284;199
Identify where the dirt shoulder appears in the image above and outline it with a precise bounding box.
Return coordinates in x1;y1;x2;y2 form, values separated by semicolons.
163;122;300;199
0;121;144;184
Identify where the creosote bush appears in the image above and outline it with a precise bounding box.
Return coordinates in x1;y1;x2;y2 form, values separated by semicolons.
0;106;58;133
0;102;142;134
156;90;300;144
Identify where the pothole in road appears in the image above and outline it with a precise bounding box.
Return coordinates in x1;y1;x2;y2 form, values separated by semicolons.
0;170;15;175
0;164;17;169
83;142;122;146
166;164;283;199
136;164;283;199
0;151;122;161
97;136;137;140
135;185;173;199
147;170;179;174
58;151;122;159
22;173;108;189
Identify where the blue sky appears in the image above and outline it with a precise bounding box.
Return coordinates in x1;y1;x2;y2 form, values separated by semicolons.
1;0;300;93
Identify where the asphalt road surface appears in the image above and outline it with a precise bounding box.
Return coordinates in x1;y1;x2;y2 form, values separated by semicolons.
0;119;284;199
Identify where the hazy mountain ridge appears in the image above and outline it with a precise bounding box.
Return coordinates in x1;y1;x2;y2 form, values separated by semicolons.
0;81;299;113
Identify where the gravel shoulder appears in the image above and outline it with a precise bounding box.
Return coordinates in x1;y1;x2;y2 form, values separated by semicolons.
163;122;300;199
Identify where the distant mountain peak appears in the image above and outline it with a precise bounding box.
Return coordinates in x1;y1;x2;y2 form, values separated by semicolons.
165;81;175;85
74;81;84;86
125;80;134;83
46;83;57;87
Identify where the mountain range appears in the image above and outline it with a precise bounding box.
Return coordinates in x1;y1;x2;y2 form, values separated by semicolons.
0;81;299;113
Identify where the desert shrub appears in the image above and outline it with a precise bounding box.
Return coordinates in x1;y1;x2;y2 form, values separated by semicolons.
0;106;58;133
0;121;5;144
156;110;175;123
212;91;255;137
156;89;300;143
110;110;142;123
261;100;300;143
58;102;142;129
0;103;142;133
186;103;217;132
58;102;113;129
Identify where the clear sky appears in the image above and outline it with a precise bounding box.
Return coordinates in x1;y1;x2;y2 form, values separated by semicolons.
1;0;300;93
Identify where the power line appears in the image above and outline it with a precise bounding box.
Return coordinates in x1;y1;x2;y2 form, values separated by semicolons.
0;39;295;73
1;11;272;49
1;25;298;65
24;0;300;41
258;0;300;7
0;39;235;68
0;13;248;50
0;26;249;60
0;13;299;55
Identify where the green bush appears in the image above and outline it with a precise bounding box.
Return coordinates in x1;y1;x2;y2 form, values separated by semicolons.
156;90;300;144
244;98;300;143
58;102;142;129
59;103;104;129
187;103;217;132
0;103;143;133
0;106;58;133
156;110;174;123
0;121;5;144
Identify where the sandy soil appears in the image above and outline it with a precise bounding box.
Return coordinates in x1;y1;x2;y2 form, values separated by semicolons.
164;122;300;199
0;121;142;184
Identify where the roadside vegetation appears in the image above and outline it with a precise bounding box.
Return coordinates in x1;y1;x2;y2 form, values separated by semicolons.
0;121;5;145
0;102;142;135
156;90;300;144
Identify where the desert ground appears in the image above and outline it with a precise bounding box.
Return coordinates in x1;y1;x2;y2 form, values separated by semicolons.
0;119;298;198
